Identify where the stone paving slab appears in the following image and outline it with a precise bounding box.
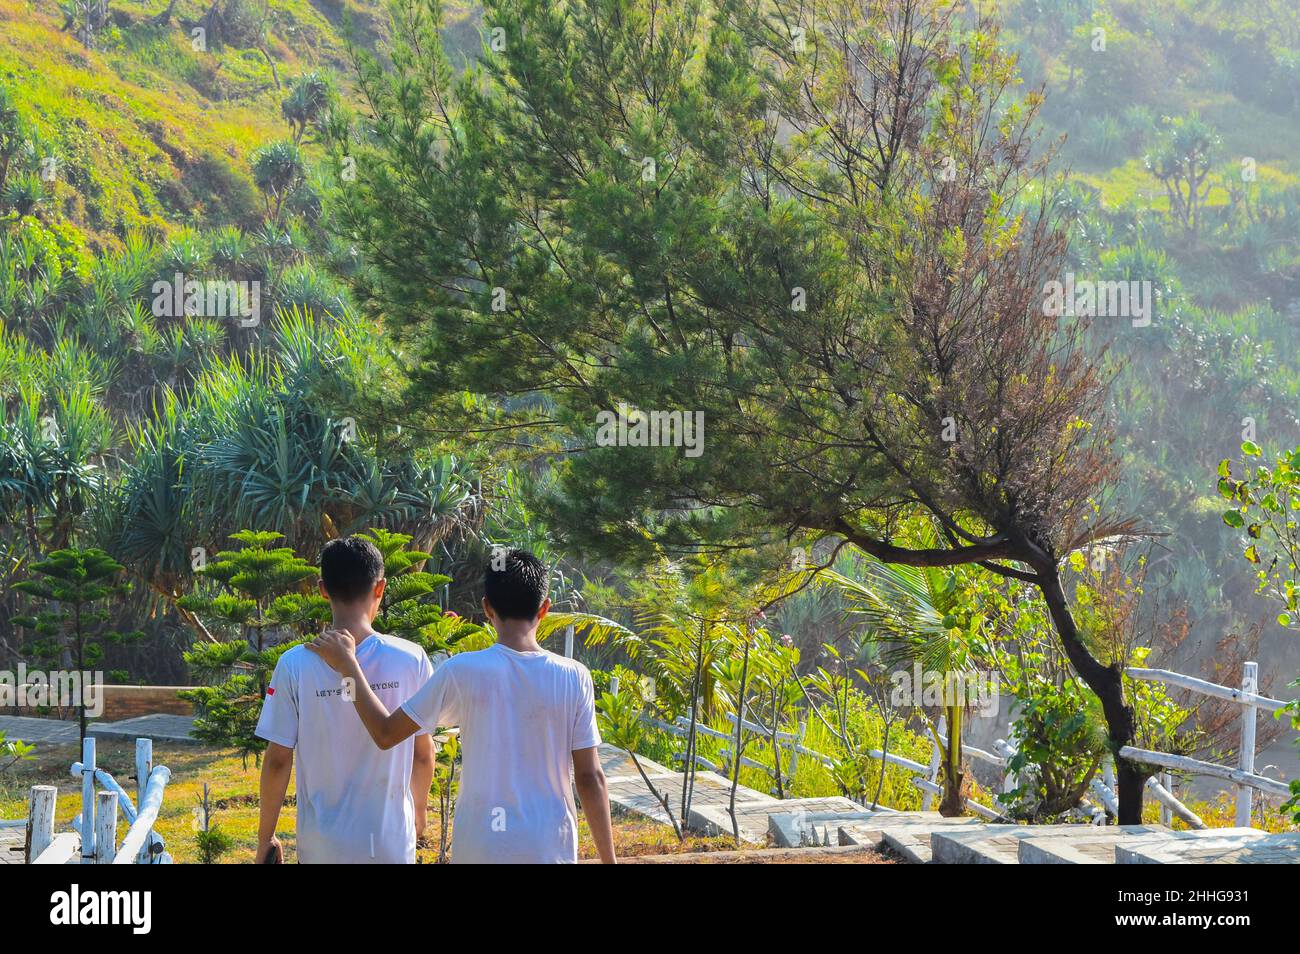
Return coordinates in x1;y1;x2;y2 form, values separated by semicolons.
1117;830;1291;864
936;823;1280;865
1015;826;1165;864
597;743;675;780
88;714;196;743
767;801;894;848
0;828;24;865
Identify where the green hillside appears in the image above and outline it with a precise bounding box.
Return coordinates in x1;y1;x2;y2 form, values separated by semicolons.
0;0;482;253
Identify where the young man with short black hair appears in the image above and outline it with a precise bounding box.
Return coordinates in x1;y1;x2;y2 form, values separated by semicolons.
309;548;616;864
256;536;435;863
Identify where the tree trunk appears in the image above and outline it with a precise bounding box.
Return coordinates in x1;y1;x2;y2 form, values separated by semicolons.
938;702;964;817
727;632;752;847
1034;564;1147;823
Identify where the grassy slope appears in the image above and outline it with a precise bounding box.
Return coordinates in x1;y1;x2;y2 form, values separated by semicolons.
0;0;477;254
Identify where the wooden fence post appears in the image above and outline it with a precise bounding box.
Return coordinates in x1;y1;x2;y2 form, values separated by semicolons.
1236;661;1258;828
25;785;56;864
80;736;95;863
609;675;620;698
94;790;117;864
563;625;575;659
1160;771;1173;827
135;738;153;862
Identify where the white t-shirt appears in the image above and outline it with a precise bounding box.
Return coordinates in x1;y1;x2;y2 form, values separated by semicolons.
255;632;434;864
400;643;601;864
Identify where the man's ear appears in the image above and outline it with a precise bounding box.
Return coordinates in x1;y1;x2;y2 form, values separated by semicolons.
536;597;552;621
481;596;497;627
374;577;386;601
318;580;330;600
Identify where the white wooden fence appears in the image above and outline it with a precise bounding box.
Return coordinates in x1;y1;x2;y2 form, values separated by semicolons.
1122;660;1289;827
22;736;172;864
630;660;1293;829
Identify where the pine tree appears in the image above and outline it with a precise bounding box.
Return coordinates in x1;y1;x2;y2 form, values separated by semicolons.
360;528;488;655
13;547;141;743
178;530;328;760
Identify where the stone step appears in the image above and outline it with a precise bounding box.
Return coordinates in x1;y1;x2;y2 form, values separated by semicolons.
833;811;986;863
605;765;775;834
764;800;891;847
935;824;1277;865
932;823;1154;864
1117;829;1296;864
1014;825;1167;864
692;796;862;845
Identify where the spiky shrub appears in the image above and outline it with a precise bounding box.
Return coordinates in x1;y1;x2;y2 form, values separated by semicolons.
281;73;334;145
178;530;328;760
11;547;141;743
251;141;306;223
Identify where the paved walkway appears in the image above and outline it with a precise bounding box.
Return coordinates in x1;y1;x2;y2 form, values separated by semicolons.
0;714;196;745
601;743;913;845
0;715;80;744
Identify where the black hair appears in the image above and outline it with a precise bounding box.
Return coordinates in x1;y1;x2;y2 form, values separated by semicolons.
483;548;548;620
320;536;385;602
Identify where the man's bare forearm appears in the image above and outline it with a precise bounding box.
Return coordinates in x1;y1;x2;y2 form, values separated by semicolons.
411;735;434;836
258;751;292;850
576;773;616;864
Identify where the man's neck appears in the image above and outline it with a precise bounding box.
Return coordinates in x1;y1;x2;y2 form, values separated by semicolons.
495;624;542;653
330;612;376;645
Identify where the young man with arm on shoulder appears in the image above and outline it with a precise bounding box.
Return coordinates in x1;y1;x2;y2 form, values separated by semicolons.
255;536;435;863
309;548;616;864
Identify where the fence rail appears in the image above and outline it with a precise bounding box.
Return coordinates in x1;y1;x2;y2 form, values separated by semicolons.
1125;660;1289;827
628;660;1292;830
